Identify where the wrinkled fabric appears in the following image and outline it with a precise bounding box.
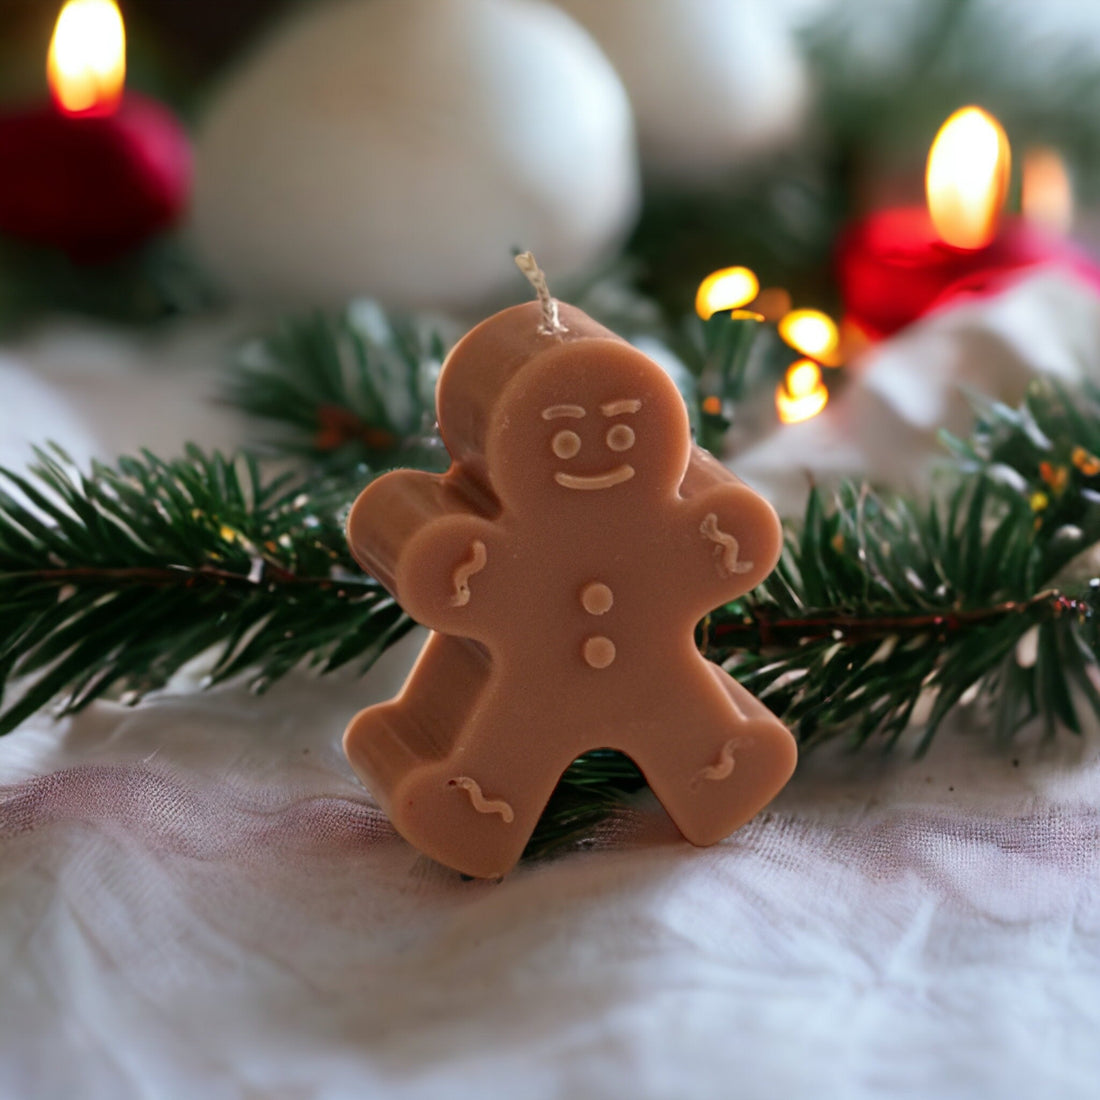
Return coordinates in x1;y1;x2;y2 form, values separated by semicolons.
3;660;1100;1099
5;276;1100;1097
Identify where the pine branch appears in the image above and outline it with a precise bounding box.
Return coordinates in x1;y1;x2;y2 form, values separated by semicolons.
0;446;411;735
4;384;1100;862
225;304;451;477
0;235;216;333
711;478;1099;756
707;379;1100;758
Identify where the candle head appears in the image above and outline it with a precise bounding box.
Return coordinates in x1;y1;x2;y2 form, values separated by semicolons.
435;302;690;515
514;251;567;337
486;342;691;513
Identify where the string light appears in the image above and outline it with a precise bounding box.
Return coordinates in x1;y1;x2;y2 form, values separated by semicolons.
695;266;759;320
776;359;828;424
778;309;841;366
1022;147;1073;236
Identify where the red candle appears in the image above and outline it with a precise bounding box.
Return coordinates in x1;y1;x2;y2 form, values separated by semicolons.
837;107;1100;339
836;207;1100;339
0;0;190;261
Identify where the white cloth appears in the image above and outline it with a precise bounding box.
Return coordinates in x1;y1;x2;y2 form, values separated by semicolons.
4;288;1100;1098
4;672;1100;1099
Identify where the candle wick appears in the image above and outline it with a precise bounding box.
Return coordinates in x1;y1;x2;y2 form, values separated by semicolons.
514;251;567;338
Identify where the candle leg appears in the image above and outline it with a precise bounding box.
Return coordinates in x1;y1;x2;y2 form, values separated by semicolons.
629;662;796;848
345;636;575;878
344;635;489;787
391;729;575;880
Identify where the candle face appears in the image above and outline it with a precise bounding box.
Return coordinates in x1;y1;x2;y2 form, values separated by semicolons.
344;302;796;877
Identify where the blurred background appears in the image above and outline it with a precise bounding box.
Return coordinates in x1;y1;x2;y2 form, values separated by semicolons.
3;0;1100;331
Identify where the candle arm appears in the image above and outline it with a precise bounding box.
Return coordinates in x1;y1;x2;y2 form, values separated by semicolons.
676;452;783;615
346;469;500;638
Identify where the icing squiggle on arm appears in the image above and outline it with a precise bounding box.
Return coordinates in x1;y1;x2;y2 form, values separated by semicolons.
700;513;754;577
450;540;487;606
448;777;515;823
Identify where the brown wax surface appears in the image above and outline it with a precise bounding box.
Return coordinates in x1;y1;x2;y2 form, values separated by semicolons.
344;302;797;878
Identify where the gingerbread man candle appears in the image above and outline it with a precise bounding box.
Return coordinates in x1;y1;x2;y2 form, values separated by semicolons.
344;258;796;877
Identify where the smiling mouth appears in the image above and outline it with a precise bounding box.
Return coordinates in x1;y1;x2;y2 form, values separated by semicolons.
554;466;636;491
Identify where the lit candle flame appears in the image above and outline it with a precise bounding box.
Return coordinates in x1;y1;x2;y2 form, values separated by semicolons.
695;266;759;320
777;309;841;366
776;359;828;424
47;0;126;116
926;106;1010;250
1021;147;1073;237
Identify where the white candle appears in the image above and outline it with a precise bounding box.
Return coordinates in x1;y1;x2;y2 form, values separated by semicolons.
554;0;810;183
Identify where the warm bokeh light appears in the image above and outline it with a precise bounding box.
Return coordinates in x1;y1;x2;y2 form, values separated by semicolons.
695;266;760;320
926;106;1010;250
1021;146;1073;236
838;316;873;361
750;286;792;322
776;359;828;424
47;0;126;116
777;309;841;366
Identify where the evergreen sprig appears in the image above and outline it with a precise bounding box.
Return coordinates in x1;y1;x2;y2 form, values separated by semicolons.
709;379;1100;757
713;481;1098;755
0;446;411;735
4;383;1099;859
226;303;451;476
0;236;216;333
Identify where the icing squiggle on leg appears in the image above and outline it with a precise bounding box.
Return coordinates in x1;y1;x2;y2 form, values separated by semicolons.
690;737;753;789
450;540;487;607
700;513;753;577
448;776;515;823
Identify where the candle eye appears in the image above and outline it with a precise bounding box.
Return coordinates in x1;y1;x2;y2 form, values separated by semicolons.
552;430;582;459
606;424;635;452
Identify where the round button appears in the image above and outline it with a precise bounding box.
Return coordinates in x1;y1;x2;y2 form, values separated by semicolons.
583;635;616;669
580;582;614;615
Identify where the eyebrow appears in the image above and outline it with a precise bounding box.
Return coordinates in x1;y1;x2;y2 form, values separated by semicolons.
600;399;642;416
541;404;586;420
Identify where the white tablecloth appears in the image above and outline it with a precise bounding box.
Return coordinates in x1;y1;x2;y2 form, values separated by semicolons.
3;292;1100;1098
4;666;1099;1099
